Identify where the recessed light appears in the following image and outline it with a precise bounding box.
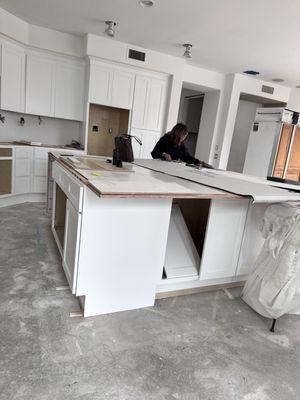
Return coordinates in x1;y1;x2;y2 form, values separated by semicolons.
139;0;155;6
296;85;300;89
272;78;284;82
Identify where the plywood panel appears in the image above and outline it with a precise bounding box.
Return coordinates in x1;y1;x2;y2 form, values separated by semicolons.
273;123;293;178
87;104;129;157
285;125;300;181
0;160;12;195
175;199;210;258
0;148;12;157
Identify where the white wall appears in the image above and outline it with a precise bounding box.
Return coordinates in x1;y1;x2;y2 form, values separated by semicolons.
0;110;81;146
215;73;291;168
287;88;300;112
227;100;261;172
0;7;84;57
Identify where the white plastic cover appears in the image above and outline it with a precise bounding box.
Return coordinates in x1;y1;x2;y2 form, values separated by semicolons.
242;203;300;319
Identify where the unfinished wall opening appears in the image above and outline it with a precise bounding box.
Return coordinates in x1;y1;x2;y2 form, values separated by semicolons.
227;93;286;173
177;88;204;156
87;104;129;157
0;160;12;195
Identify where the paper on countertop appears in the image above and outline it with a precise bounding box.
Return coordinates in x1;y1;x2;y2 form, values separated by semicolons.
77;168;197;194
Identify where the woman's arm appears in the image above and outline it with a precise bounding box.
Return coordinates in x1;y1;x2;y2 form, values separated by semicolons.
179;144;200;165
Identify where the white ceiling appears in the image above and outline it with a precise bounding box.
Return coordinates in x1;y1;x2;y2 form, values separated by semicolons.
1;0;300;88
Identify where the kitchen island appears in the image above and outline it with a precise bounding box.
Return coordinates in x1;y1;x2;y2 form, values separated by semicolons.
50;155;300;317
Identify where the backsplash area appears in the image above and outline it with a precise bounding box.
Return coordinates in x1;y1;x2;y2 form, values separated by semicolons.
0;110;82;146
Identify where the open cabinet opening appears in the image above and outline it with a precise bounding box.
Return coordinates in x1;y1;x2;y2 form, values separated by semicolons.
163;199;211;281
53;184;67;251
0;160;12;195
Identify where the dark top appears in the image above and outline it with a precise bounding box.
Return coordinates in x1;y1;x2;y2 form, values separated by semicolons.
151;134;199;165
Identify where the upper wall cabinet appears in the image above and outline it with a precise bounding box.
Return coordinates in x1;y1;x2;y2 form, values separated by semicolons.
0;41;25;113
89;60;134;110
54;61;85;121
25;50;85;121
26;52;55;116
131;74;168;132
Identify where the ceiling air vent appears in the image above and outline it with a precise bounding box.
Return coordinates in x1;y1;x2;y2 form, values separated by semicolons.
261;85;274;94
128;49;146;62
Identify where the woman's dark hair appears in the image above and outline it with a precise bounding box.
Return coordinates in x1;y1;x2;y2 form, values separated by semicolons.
169;123;188;146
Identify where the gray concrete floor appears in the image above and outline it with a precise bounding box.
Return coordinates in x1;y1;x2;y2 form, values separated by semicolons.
0;203;300;400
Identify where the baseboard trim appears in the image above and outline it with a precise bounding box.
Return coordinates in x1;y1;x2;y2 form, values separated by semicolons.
155;280;245;299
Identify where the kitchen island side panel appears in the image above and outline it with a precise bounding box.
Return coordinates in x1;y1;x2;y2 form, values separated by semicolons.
76;187;172;316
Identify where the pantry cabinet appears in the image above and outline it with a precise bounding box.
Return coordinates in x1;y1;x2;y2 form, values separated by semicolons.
0;41;25;113
131;74;168;132
131;128;160;159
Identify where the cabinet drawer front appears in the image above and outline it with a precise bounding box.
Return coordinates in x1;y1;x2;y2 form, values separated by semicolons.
52;162;83;211
34;159;48;177
15;158;31;177
15;147;33;159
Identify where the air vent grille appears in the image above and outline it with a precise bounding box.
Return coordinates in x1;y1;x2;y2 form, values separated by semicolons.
128;49;146;62
261;85;274;94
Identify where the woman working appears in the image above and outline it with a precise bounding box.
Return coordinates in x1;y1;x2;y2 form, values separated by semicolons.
151;123;211;167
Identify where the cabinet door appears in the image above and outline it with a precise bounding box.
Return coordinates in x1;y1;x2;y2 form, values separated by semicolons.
272;123;294;179
14;147;33;194
63;200;82;293
111;70;135;110
25;53;55;116
199;199;249;281
55;62;85;121
141;131;160;159
147;78;167;132
1;41;25;112
130;128;143;158
89;62;113;106
131;75;150;129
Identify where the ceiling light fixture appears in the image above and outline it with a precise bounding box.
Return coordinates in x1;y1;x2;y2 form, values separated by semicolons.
272;78;284;82
183;44;192;59
104;21;117;37
139;0;155;7
296;85;300;89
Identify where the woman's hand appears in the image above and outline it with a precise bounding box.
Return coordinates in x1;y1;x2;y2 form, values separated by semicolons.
162;152;172;161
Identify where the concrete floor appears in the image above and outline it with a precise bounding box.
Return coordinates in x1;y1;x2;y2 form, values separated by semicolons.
0;203;300;400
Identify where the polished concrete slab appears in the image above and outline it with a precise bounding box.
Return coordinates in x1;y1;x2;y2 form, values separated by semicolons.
0;203;299;400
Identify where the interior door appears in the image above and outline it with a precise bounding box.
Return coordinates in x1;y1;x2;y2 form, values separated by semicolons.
272;123;294;178
284;125;300;181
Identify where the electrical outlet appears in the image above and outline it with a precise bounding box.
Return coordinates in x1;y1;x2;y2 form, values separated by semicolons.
92;124;99;133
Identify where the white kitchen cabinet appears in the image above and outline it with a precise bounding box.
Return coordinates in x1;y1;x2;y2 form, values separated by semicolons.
89;62;113;106
140;131;161;159
32;147;51;193
111;69;135;110
131;75;150;129
63;199;82;293
199;199;249;281
25;52;55;116
0;41;25;112
14;147;33;194
130;128;160;159
89;60;134;110
131;74;168;132
55;61;85;120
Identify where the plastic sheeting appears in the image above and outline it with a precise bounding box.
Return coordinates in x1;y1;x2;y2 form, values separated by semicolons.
242;203;300;319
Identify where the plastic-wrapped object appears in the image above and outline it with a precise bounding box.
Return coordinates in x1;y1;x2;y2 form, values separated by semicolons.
242;203;300;319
